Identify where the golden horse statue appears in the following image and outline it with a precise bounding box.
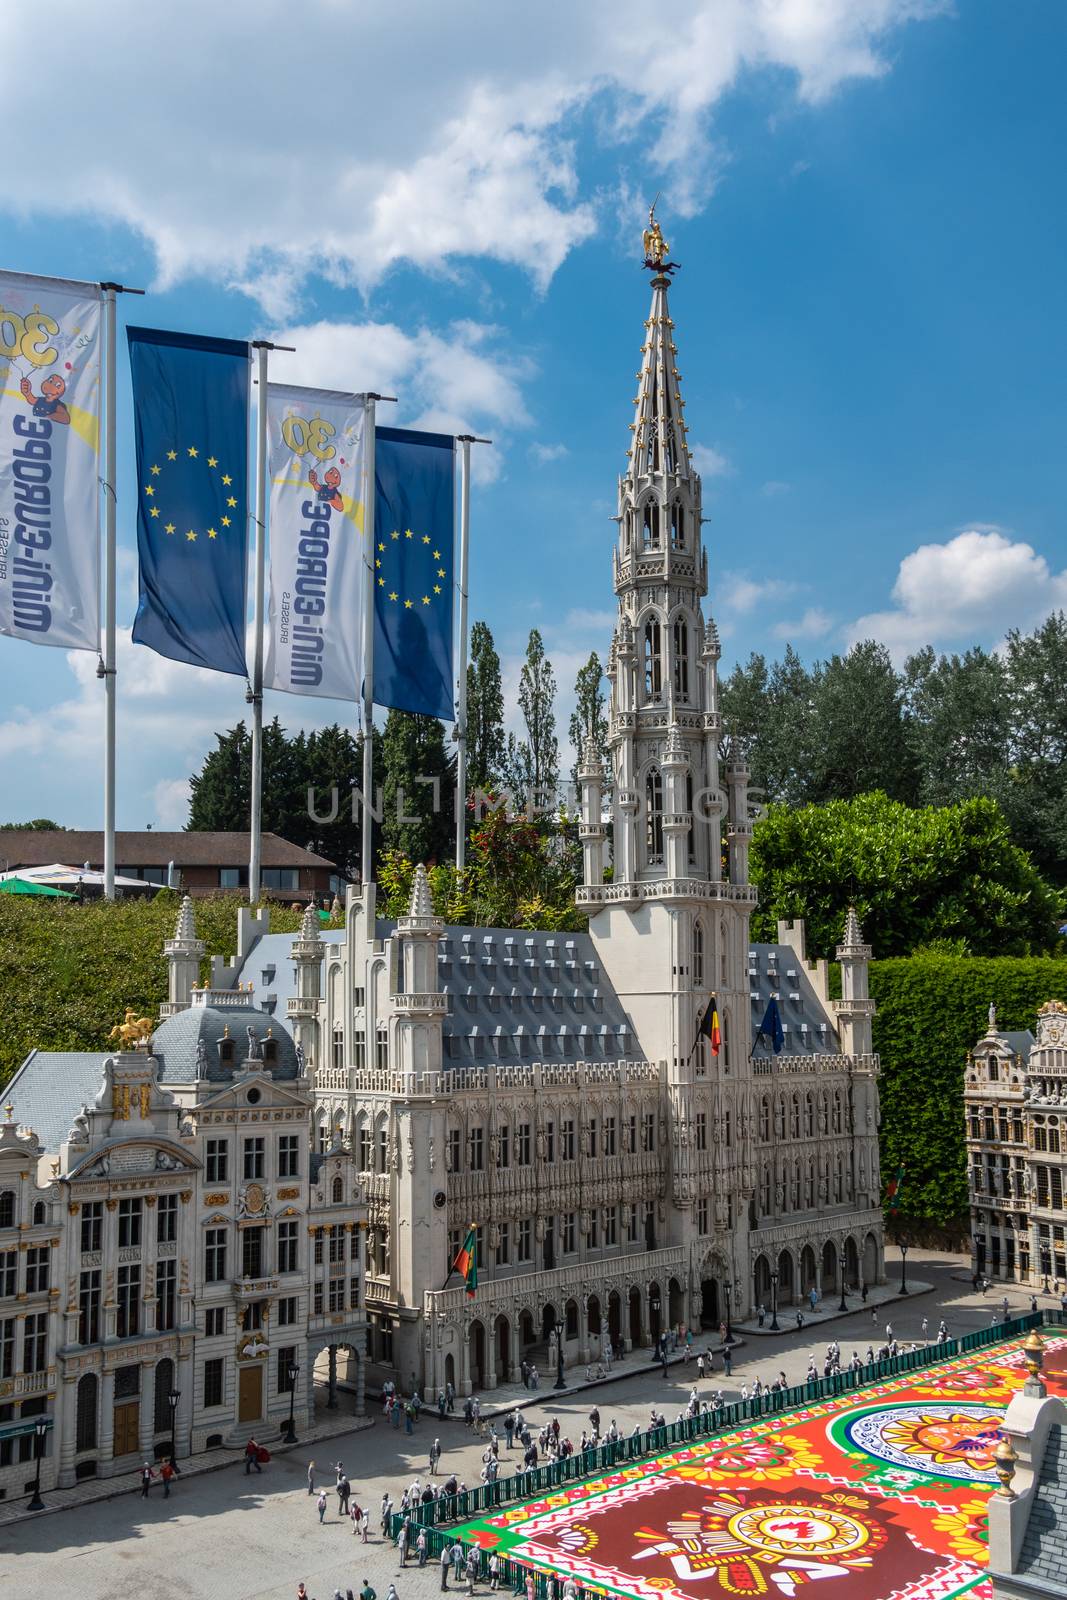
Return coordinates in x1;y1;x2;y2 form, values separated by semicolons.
108;1008;154;1050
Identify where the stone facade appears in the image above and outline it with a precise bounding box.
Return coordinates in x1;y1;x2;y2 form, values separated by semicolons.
966;999;1067;1289
1;900;367;1498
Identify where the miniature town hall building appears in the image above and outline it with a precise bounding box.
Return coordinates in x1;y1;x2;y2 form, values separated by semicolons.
223;249;884;1395
966;999;1067;1290
1;906;366;1497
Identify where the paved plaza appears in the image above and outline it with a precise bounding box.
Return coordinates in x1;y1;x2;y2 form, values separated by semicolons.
0;1253;1050;1600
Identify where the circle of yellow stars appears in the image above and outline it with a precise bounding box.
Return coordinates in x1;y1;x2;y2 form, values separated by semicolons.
376;527;447;608
142;446;239;543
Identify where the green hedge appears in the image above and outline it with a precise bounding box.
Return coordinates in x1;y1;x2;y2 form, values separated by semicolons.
870;954;1066;1231
0;892;315;1090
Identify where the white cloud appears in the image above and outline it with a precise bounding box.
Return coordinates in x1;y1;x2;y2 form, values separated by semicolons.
529;442;569;464
690;442;733;478
771;606;833;640
269;318;531;483
153;778;192;830
761;479;792;497
716;571;800;614
844;528;1067;659
0;1;945;308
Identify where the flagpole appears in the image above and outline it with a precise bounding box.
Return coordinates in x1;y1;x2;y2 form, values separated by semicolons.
247;339;295;906
98;280;144;902
358;393;397;892
360;396;378;892
453;435;490;873
248;343;269;906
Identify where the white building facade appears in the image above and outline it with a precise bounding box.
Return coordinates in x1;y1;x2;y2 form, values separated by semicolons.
281;251;884;1395
966;999;1067;1290
1;900;366;1498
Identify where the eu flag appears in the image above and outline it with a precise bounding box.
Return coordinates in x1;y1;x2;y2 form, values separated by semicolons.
754;995;785;1055
373;426;454;719
128;326;250;676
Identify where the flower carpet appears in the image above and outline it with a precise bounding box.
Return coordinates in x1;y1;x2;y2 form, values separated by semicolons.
454;1332;1067;1600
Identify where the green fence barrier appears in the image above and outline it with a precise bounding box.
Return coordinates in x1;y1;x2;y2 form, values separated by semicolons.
388;1314;1057;1545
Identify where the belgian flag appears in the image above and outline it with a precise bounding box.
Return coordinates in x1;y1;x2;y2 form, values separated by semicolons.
450;1225;478;1297
696;995;722;1057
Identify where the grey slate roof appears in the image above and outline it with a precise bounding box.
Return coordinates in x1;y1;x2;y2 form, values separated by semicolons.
747;943;839;1056
150;1003;300;1083
1018;1423;1067;1594
1004;1029;1035;1064
5;1050;110;1152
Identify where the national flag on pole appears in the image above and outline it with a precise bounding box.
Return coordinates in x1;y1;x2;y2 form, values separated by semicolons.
696;995;722;1057
127;326;250;676
373;427;454;719
0;271;102;651
885;1166;905;1212
265;384;367;704
450;1225;478;1297
753;995;785;1056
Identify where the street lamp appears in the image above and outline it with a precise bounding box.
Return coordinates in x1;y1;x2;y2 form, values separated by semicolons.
27;1416;48;1512
769;1270;780;1332
724;1280;733;1345
168;1387;181;1469
284;1362;300;1444
838;1250;848;1314
553;1313;566;1391
899;1241;909;1296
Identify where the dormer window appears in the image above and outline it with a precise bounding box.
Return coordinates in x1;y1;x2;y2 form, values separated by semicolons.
262;1032;278;1066
218;1030;235;1066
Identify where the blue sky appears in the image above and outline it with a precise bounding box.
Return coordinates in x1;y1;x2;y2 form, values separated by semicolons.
1;0;1064;830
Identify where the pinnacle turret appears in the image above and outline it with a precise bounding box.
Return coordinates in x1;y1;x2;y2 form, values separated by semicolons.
299;901;322;943
409;863;434;921
628;269;691;486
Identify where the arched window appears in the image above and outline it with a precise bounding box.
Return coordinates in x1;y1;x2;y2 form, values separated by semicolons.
672;617;689;700
32;1201;46;1225
643;617;663;700
819;1093;829;1133
804;1093;814;1138
805;1159;815;1208
686;771;694;862
835;1155;844;1203
332;1175;344;1204
663;424;677;474
760;1164;771;1215
774;1098;785;1138
332;1026;344;1070
317;1117;330;1155
642;503;660;550
376;1120;389;1173
645;768;664;864
76;1373;98;1453
670;503;685;549
791;1160;801;1209
721;1008;731;1070
759;1096;770;1142
790;1094;800;1139
0;1191;14;1228
153;1357;174;1433
719;921;728;986
692;921;704;987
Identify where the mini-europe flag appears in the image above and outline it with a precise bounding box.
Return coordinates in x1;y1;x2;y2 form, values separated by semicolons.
451;1225;477;1297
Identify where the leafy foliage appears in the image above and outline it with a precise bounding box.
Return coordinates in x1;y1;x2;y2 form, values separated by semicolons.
505;629;559;799
0;819;64;831
868;954;1067;1231
721;614;1067;885
381;710;455;864
568;651;608;794
0;892;321;1091
187;718;381;879
465;621;506;791
378;805;583;931
750;790;1062;956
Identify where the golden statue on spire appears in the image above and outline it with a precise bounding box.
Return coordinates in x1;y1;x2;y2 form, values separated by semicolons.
642;198;678;274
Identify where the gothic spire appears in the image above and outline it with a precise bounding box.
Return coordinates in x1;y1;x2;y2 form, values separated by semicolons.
628;246;690;485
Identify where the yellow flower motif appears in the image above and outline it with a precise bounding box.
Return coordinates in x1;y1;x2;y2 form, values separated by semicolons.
930;1499;989;1563
669;1433;822;1485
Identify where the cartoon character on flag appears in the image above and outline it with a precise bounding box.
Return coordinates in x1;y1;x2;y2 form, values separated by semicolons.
309;463;343;512
19;372;70;424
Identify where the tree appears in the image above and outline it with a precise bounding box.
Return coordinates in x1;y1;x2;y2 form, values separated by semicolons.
568;651;607;794
749;790;1062;957
0;819;64;831
505;629;559;801
903;645;1009;807
380;711;454;865
1000;612;1067;883
465;621;506;791
187;723;251;832
806;641;918;804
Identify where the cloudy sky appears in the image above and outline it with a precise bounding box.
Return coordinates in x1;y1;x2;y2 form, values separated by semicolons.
1;0;1064;829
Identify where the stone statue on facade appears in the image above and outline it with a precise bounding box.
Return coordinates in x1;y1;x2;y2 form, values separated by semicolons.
245;1025;263;1062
